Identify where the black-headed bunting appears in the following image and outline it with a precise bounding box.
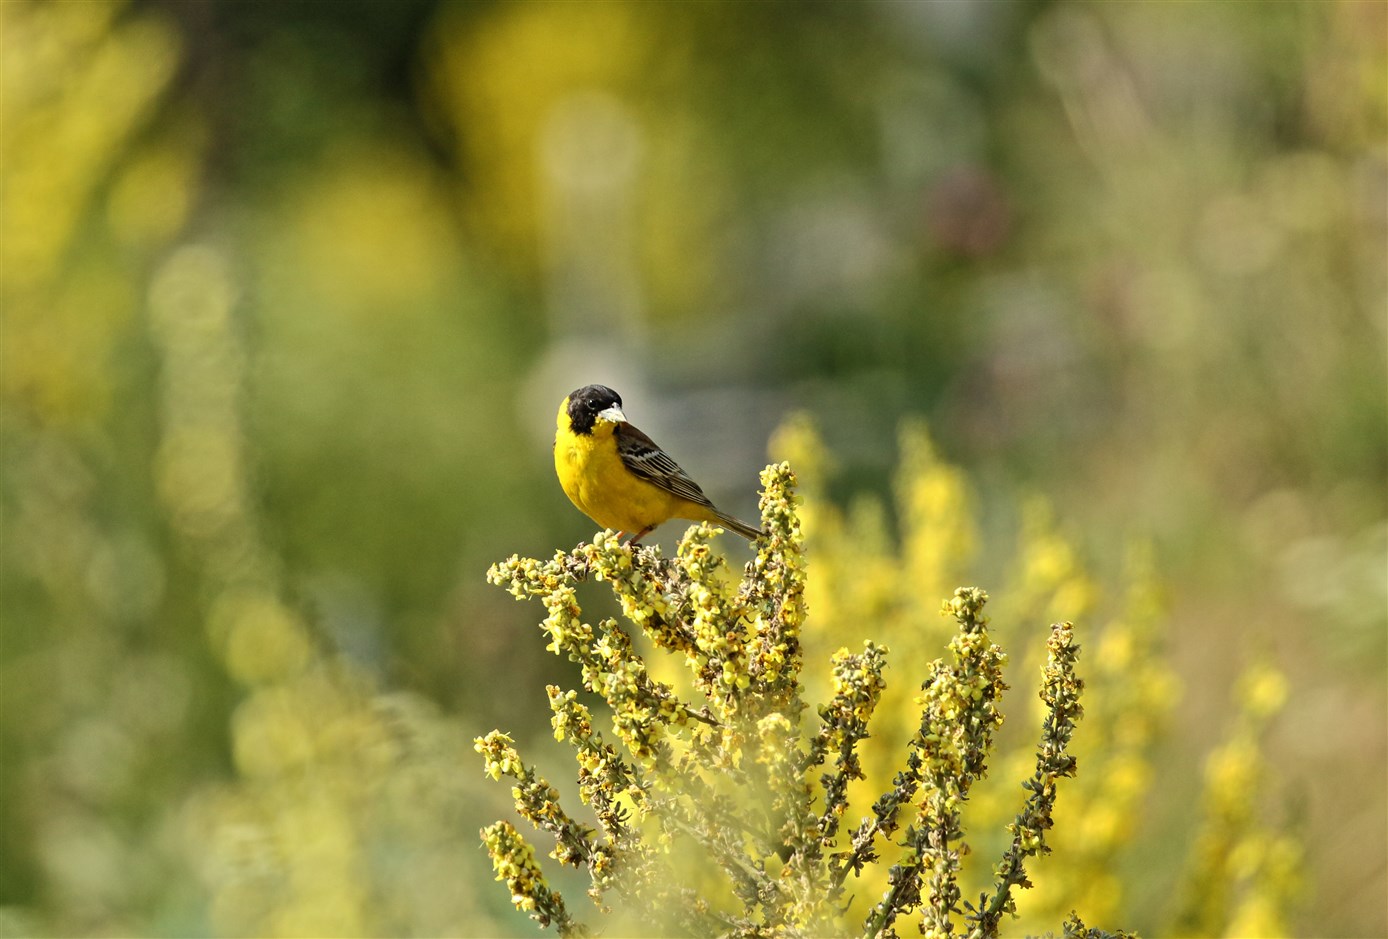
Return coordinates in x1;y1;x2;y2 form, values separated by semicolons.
554;384;763;544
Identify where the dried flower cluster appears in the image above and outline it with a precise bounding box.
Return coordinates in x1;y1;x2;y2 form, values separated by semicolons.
479;462;1134;938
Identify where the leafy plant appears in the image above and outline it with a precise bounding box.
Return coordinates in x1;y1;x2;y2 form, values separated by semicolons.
479;462;1134;938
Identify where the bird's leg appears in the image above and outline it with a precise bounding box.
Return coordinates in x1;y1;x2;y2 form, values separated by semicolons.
625;525;656;546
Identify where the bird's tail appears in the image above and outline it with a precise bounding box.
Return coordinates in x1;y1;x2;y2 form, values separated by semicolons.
714;510;765;541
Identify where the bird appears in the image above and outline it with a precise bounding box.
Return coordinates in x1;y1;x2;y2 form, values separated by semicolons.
554;384;763;544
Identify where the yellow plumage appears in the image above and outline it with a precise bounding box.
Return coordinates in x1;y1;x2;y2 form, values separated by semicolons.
553;385;762;543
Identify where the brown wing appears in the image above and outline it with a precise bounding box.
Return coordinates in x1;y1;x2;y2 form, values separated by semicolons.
614;423;716;508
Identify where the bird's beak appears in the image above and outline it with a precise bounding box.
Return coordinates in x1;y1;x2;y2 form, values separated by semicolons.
596;405;627;425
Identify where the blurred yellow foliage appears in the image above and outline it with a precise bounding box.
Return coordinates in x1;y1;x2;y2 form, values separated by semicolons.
1173;658;1300;939
211;591;314;687
284;144;460;316
2;2;177;289
767;416;1298;935
429;1;648;275
135;234;507;937
107;127;203;249
1;1;181;423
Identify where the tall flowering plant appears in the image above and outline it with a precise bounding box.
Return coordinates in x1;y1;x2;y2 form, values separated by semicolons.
478;463;1131;939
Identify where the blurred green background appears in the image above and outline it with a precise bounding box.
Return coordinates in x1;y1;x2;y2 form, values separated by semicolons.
2;0;1383;936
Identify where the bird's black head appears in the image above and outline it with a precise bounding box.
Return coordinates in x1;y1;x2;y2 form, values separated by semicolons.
566;384;624;435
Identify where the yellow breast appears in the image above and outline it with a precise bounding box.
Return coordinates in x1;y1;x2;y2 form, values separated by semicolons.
554;403;688;534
